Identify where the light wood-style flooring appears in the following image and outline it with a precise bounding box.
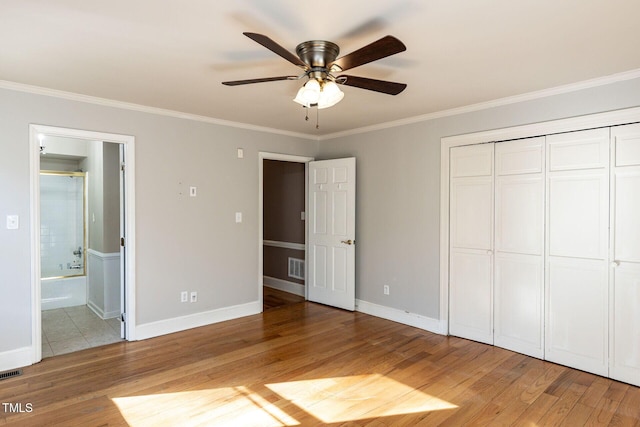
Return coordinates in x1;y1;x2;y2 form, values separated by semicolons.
1;302;638;426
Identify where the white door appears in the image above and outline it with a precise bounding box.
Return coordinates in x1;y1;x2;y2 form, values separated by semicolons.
494;137;545;359
545;129;610;377
307;158;356;311
449;143;494;344
610;123;640;387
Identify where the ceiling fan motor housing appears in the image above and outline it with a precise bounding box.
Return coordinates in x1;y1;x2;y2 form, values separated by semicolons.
296;40;340;76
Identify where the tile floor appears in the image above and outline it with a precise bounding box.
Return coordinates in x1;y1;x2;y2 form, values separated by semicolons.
41;305;123;358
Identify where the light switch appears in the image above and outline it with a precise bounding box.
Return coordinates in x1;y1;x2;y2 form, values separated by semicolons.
237;148;244;159
6;215;19;230
235;212;242;223
190;186;197;197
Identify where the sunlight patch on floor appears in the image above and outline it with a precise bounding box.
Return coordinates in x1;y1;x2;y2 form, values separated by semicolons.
112;374;456;425
112;386;299;427
266;373;458;423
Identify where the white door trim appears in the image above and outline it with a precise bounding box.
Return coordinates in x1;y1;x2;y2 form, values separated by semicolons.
29;124;137;364
440;106;640;335
258;152;314;305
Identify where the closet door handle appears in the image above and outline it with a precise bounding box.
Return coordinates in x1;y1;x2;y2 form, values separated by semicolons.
611;260;621;268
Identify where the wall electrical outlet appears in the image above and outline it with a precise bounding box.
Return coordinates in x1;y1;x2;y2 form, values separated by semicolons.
190;291;197;303
181;291;188;303
383;285;390;295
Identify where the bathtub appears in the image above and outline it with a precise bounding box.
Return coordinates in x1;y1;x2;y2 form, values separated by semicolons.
41;275;87;310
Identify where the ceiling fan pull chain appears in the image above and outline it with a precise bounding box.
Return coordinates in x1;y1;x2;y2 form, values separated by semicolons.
316;107;320;129
305;107;309;121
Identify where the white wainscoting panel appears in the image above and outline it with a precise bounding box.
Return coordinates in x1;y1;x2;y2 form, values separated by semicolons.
87;249;121;319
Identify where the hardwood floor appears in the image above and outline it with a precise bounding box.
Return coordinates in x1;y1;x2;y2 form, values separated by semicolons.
263;286;305;311
1;302;638;426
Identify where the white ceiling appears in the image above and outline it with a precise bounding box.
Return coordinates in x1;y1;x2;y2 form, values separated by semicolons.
2;0;640;137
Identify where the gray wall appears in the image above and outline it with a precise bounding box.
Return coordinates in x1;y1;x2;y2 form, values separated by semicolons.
103;142;121;254
318;77;640;320
82;140;121;254
0;87;316;354
2;76;639;358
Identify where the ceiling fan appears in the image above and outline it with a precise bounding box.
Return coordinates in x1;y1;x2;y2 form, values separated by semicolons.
222;32;407;110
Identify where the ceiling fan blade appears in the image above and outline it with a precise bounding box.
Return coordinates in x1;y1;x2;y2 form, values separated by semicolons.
243;32;308;69
329;35;406;72
222;76;299;86
336;75;407;95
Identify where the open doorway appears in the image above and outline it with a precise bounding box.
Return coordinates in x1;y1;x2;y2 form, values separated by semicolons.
30;125;136;363
259;153;313;311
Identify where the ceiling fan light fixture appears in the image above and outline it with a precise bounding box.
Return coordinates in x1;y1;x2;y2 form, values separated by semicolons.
293;86;311;107
224;33;407;116
317;80;344;109
294;79;344;109
293;78;322;107
302;79;320;102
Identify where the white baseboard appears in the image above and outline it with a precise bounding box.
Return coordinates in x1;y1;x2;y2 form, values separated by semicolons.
87;300;120;320
355;299;446;335
263;276;305;297
0;347;33;372
134;300;262;341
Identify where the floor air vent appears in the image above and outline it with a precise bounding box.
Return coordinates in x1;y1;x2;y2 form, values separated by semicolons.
0;369;22;381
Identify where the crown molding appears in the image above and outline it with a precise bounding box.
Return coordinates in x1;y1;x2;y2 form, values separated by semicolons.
318;68;640;141
3;67;640;143
0;80;319;141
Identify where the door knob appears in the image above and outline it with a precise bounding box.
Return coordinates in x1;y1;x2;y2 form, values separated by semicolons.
611;260;621;268
341;239;355;245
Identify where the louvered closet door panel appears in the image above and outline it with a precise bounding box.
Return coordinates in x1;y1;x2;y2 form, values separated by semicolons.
546;129;609;377
494;138;544;359
449;143;494;345
610;123;640;387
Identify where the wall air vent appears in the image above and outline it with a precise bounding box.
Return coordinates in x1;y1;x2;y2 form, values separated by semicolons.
288;257;305;280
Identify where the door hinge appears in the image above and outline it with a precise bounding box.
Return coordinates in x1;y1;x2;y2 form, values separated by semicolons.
121;313;126;322
120;237;125;247
121;162;126;171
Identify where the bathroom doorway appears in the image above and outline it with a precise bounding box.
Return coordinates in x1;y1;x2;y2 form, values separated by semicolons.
30;125;136;363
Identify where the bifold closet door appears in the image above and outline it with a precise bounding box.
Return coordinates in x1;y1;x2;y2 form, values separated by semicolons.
610;123;640;387
546;129;610;377
449;143;494;345
494;138;545;359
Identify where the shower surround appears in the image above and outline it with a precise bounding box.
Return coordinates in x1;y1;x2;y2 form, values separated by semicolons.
40;172;87;310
